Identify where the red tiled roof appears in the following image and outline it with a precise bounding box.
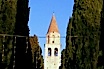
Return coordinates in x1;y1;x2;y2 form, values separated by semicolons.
47;14;59;34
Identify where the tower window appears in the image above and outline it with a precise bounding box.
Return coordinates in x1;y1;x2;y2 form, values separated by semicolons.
53;35;55;38
48;35;50;43
52;41;54;43
53;35;55;43
48;48;51;56
54;48;58;56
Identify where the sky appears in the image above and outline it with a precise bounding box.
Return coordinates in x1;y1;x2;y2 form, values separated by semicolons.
28;0;74;58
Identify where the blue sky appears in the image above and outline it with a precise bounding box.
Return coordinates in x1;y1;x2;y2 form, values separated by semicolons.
28;0;74;58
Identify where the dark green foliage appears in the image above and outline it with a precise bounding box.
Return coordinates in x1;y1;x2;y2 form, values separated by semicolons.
99;0;104;68
14;0;32;69
30;35;44;69
0;0;17;69
0;0;32;69
64;0;103;69
59;49;66;69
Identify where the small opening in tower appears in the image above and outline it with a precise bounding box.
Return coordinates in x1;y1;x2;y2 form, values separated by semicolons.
53;35;55;38
48;48;51;56
53;31;54;33
52;41;54;43
48;35;50;43
54;48;58;56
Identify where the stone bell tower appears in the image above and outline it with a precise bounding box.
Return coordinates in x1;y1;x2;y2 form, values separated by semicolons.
44;13;61;69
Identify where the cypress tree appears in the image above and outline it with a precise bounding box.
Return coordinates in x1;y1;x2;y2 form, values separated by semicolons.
99;0;104;68
29;35;44;69
59;49;66;69
65;0;103;69
0;0;17;69
14;0;32;69
0;0;33;69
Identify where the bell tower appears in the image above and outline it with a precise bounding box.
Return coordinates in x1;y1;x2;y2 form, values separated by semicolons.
44;13;61;69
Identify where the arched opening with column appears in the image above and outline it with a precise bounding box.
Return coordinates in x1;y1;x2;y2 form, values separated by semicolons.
54;48;58;56
48;48;51;56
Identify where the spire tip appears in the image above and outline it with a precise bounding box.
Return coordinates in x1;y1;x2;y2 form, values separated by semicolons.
53;12;55;16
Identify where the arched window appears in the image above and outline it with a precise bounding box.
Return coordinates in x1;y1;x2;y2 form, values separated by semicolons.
48;48;51;56
54;48;58;56
52;41;54;43
48;35;50;43
52;35;55;43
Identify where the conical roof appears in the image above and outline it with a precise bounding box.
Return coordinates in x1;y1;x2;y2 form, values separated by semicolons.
47;13;59;34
